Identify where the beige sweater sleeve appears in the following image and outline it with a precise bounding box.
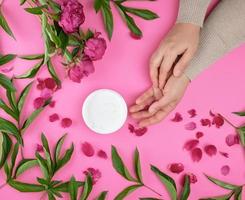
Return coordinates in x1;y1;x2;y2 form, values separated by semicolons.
177;0;211;27
181;0;245;80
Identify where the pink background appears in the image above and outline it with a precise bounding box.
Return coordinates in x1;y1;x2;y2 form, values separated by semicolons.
0;0;245;199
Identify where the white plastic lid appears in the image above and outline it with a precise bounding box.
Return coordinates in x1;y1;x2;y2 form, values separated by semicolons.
82;89;128;134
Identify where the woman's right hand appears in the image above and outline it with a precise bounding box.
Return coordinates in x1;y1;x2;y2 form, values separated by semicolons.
150;23;200;90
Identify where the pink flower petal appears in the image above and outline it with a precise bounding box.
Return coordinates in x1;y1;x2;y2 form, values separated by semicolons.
83;168;101;184
191;148;202;162
212;114;224;128
185;122;197;131
204;144;217;157
33;97;45;109
221;165;230;176
81;142;95;157
188;109;197;118
200;119;211;127
40;88;53;100
49;100;56;108
196;132;204;139
128;123;135;133
171;112;183;122
36;144;44;152
188;173;198;184
225;134;240;147
44;78;56;90
219;151;229;158
97;150;108;159
49;113;59;122
61;118;72;128
134;127;148;136
184;139;199;151
168;163;184;174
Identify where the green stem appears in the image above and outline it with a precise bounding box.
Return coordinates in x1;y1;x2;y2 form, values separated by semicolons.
219;113;237;129
143;184;162;197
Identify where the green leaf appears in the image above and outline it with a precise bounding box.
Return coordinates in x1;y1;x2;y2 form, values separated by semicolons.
8;179;45;192
20;0;27;5
151;165;177;200
4;162;11;180
0;132;12;168
236;126;245;146
111;145;137;182
17;82;33;113
54;134;66;164
96;191;108;200
0;10;15;39
180;175;190;200
54;181;83;193
122;6;159;20
25;6;47;15
69;176;78;200
134;148;142;183
139;198;162;200
114;184;142;200
6;86;17;112
101;1;114;39
199;191;234;200
80;175;93;200
36;152;49;179
56;143;74;172
0;73;16;91
232;111;245;116
234;187;242;200
19;54;44;60
94;0;103;12
41;133;53;175
21;100;50;133
0;54;16;66
14;159;38;177
0;117;22;144
204;174;240;190
48;192;56;200
0;99;18;120
47;59;61;86
10;143;19;176
15;59;44;79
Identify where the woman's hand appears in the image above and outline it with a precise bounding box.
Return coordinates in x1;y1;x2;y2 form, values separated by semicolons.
150;23;200;90
130;74;190;127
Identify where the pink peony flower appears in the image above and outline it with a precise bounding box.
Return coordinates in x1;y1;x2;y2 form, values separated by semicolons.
83;168;101;185
59;0;85;34
68;65;83;83
84;34;107;61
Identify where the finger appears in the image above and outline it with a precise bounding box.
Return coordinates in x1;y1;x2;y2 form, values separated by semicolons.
149;49;165;88
131;111;153;119
173;50;194;77
148;95;173;113
159;54;177;89
139;105;174;127
129;97;154;113
135;88;154;105
153;87;163;101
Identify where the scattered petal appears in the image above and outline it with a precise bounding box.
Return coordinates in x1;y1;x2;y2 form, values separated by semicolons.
219;151;229;158
188;173;198;184
168;163;184;174
188;109;197;118
171;112;183;122
221;165;230;176
33;97;45;109
49;100;56;108
184;139;199;151
40;88;53;100
212;114;224;128
83;168;101;184
61;118;72;128
225;134;240;146
44;78;56;90
97;150;108;159
185;122;197;130
191;148;202;162
209;110;215;117
37;78;45;90
196;132;204;139
49;113;59;122
134;127;147;136
130;32;142;40
128;123;135;133
204;144;217;157
36;144;44;152
200;118;211;127
81;142;95;157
